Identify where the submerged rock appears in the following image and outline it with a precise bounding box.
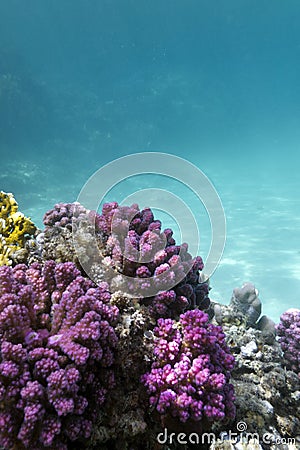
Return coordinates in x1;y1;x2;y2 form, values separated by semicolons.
214;282;262;328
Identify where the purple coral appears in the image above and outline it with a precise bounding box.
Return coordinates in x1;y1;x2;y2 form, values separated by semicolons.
90;202;210;317
43;202;88;229
41;201;210;318
277;308;300;378
0;261;118;449
141;309;235;426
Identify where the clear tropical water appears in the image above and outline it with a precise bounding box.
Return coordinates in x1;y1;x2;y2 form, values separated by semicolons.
1;1;299;322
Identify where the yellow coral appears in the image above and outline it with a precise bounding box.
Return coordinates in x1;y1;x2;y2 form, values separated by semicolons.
5;212;36;246
0;191;18;219
0;191;36;266
0;237;12;266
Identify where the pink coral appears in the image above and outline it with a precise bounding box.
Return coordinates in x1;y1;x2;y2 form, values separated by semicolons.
92;202;211;317
277;308;300;378
141;309;235;426
0;261;118;449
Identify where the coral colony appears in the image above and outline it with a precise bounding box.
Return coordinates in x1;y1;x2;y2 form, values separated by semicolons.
0;191;299;449
0;191;36;266
277;309;300;378
141;310;236;424
0;261;118;449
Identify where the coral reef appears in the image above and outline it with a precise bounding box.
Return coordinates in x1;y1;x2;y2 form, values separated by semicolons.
1;192;300;450
0;261;118;449
277;308;300;378
0;191;36;266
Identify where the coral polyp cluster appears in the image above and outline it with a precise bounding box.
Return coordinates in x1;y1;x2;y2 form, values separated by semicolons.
142;309;235;427
90;202;211;317
0;261;118;449
0;191;36;266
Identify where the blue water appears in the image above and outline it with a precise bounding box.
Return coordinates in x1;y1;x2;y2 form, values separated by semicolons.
1;1;299;322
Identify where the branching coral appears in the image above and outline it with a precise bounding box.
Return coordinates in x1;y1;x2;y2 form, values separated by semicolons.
141;309;235;430
43;202;88;230
0;191;36;266
86;202;211;318
0;260;118;449
0;191;18;218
